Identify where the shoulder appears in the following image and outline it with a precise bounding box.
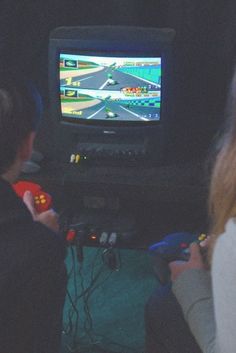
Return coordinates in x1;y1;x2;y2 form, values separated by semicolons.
212;218;236;282
213;218;236;259
212;219;236;353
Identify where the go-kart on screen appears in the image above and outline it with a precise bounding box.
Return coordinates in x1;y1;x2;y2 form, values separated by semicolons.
60;53;161;122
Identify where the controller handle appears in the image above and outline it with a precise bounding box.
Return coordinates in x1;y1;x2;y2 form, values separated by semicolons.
12;181;52;214
149;232;207;285
152;256;171;285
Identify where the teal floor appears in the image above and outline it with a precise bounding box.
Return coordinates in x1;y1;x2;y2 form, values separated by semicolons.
62;246;157;353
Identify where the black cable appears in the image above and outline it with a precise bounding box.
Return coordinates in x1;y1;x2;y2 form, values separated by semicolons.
64;245;86;341
63;246;79;340
64;250;107;347
92;339;140;353
63;289;79;336
76;335;141;353
102;248;121;271
90;248;103;282
65;257;114;350
117;248;122;269
70;247;79;299
79;266;95;343
76;271;114;348
76;263;116;347
64;241;139;353
71;246;80;347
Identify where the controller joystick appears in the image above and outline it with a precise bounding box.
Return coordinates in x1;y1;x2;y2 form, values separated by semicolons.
12;181;52;214
148;232;207;285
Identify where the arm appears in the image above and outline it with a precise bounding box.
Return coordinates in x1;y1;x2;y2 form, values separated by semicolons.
23;190;59;233
170;242;218;353
211;220;236;353
172;268;217;353
172;220;236;353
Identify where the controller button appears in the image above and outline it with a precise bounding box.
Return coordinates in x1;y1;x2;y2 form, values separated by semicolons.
198;233;206;241
180;242;188;248
41;199;46;204
35;200;40;205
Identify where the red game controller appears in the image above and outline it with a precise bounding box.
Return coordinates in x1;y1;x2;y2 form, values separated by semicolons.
12;181;52;213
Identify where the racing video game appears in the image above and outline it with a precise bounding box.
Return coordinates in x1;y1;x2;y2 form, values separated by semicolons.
59;53;162;122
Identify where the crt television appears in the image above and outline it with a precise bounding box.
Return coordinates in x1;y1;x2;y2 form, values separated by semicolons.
48;26;175;167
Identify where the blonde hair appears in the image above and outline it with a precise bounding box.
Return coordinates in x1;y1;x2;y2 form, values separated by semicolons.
208;69;236;262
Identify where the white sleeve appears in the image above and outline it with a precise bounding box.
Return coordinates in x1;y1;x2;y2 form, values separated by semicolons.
172;268;217;353
211;219;236;353
173;218;236;353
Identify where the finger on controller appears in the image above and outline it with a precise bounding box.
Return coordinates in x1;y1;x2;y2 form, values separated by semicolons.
200;235;210;248
13;181;52;213
23;190;34;205
189;242;202;260
23;190;37;219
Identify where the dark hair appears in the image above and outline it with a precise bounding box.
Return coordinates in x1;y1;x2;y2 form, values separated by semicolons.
0;76;42;174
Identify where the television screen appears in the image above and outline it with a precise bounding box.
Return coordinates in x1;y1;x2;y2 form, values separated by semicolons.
59;53;161;123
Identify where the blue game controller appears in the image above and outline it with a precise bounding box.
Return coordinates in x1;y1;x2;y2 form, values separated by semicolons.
148;232;207;284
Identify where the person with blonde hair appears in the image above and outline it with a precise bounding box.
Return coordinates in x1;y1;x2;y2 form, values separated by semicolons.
145;70;236;353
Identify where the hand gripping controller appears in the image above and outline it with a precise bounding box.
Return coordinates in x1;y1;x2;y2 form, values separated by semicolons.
13;181;52;213
148;232;207;285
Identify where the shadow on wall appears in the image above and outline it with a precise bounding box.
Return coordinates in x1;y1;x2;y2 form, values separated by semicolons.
0;0;166;87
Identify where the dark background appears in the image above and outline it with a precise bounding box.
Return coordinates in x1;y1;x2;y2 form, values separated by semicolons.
1;0;235;121
3;3;236;351
2;0;236;243
1;0;235;162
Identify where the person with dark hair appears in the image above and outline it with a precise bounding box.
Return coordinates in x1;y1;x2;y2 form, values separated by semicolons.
0;76;67;353
145;69;236;353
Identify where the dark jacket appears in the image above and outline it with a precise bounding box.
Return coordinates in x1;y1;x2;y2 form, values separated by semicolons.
0;178;67;353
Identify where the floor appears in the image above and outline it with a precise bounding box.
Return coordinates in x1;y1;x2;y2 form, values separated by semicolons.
62;246;157;353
